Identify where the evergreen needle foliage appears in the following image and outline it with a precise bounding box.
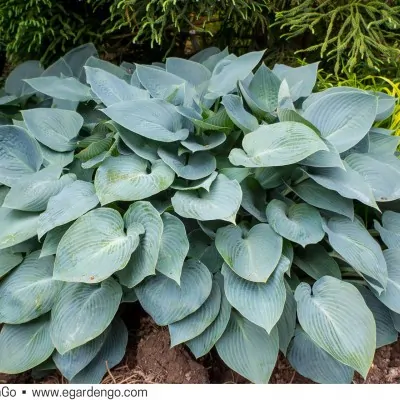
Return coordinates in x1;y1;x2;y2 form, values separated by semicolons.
276;0;400;74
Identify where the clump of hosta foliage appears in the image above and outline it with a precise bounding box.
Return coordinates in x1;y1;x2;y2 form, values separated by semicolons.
0;44;400;384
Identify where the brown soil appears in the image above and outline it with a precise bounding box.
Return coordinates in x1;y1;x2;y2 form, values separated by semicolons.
2;312;399;385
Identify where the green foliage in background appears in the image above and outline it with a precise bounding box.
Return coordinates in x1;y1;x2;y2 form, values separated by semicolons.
0;0;109;65
0;44;399;384
276;0;400;75
95;0;277;53
0;0;399;77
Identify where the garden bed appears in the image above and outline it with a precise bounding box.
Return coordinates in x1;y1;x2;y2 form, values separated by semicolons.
1;306;400;385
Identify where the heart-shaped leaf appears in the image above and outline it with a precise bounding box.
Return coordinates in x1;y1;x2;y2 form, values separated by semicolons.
215;223;282;282
54;208;143;283
295;277;376;378
50;278;122;354
266;199;325;247
135;260;212;326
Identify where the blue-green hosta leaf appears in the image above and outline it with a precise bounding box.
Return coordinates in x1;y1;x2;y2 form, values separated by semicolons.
0;125;42;186
220;167;252;183
10;237;40;254
135;64;186;100
187;229;211;259
0;187;9;205
198;220;228;240
357;285;398;348
85;66;149;106
374;211;400;249
254;166;293;189
81;151;111;169
287;327;354;384
3;166;76;212
208;51;265;97
290;179;354;220
180;132;227;153
177;106;234;132
102;99;189;142
0;248;23;278
216;223;282;282
122;287;138;303
116;202;163;288
294;244;341;280
39;144;74;168
155;213;189;284
222;255;289;333
282;240;294;269
38;180;99;238
158;146;216;180
277;79;297;111
186;274;231;358
94;155;175;205
171;172;218;192
54;208;143;283
199;242;224;274
300;139;345;169
277;108;319;131
295;277;376;378
0;251;62;324
67;159;94;182
24;76;92;102
221;94;259;133
0;95;18;106
304;163;379;210
240;177;268;222
272;62;318;101
238;80;272;119
368;128;399;154
50;278;122;354
373;92;396;121
85;56;129;80
229;122;328;167
345;153;400;202
340;134;370;159
266;200;324;247
202;48;230;71
0;208;40;250
302;91;377;153
63;43;98;82
171;174;242;223
322;216;387;293
376;249;400;313
40;224;71;258
216;311;279;384
166;57;211;86
135;259;212;326
116;124;159;162
53;326;110;381
189;47;221;63
169;280;221;346
70;317;128;384
23;108;83;152
0;315;54;374
5;60;44;97
246;64;281;112
277;283;296;355
391;311;400;332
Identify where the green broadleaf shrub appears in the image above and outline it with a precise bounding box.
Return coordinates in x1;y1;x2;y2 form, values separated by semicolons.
0;43;399;384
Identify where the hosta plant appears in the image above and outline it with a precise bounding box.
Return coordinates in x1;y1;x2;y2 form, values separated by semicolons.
0;44;399;384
